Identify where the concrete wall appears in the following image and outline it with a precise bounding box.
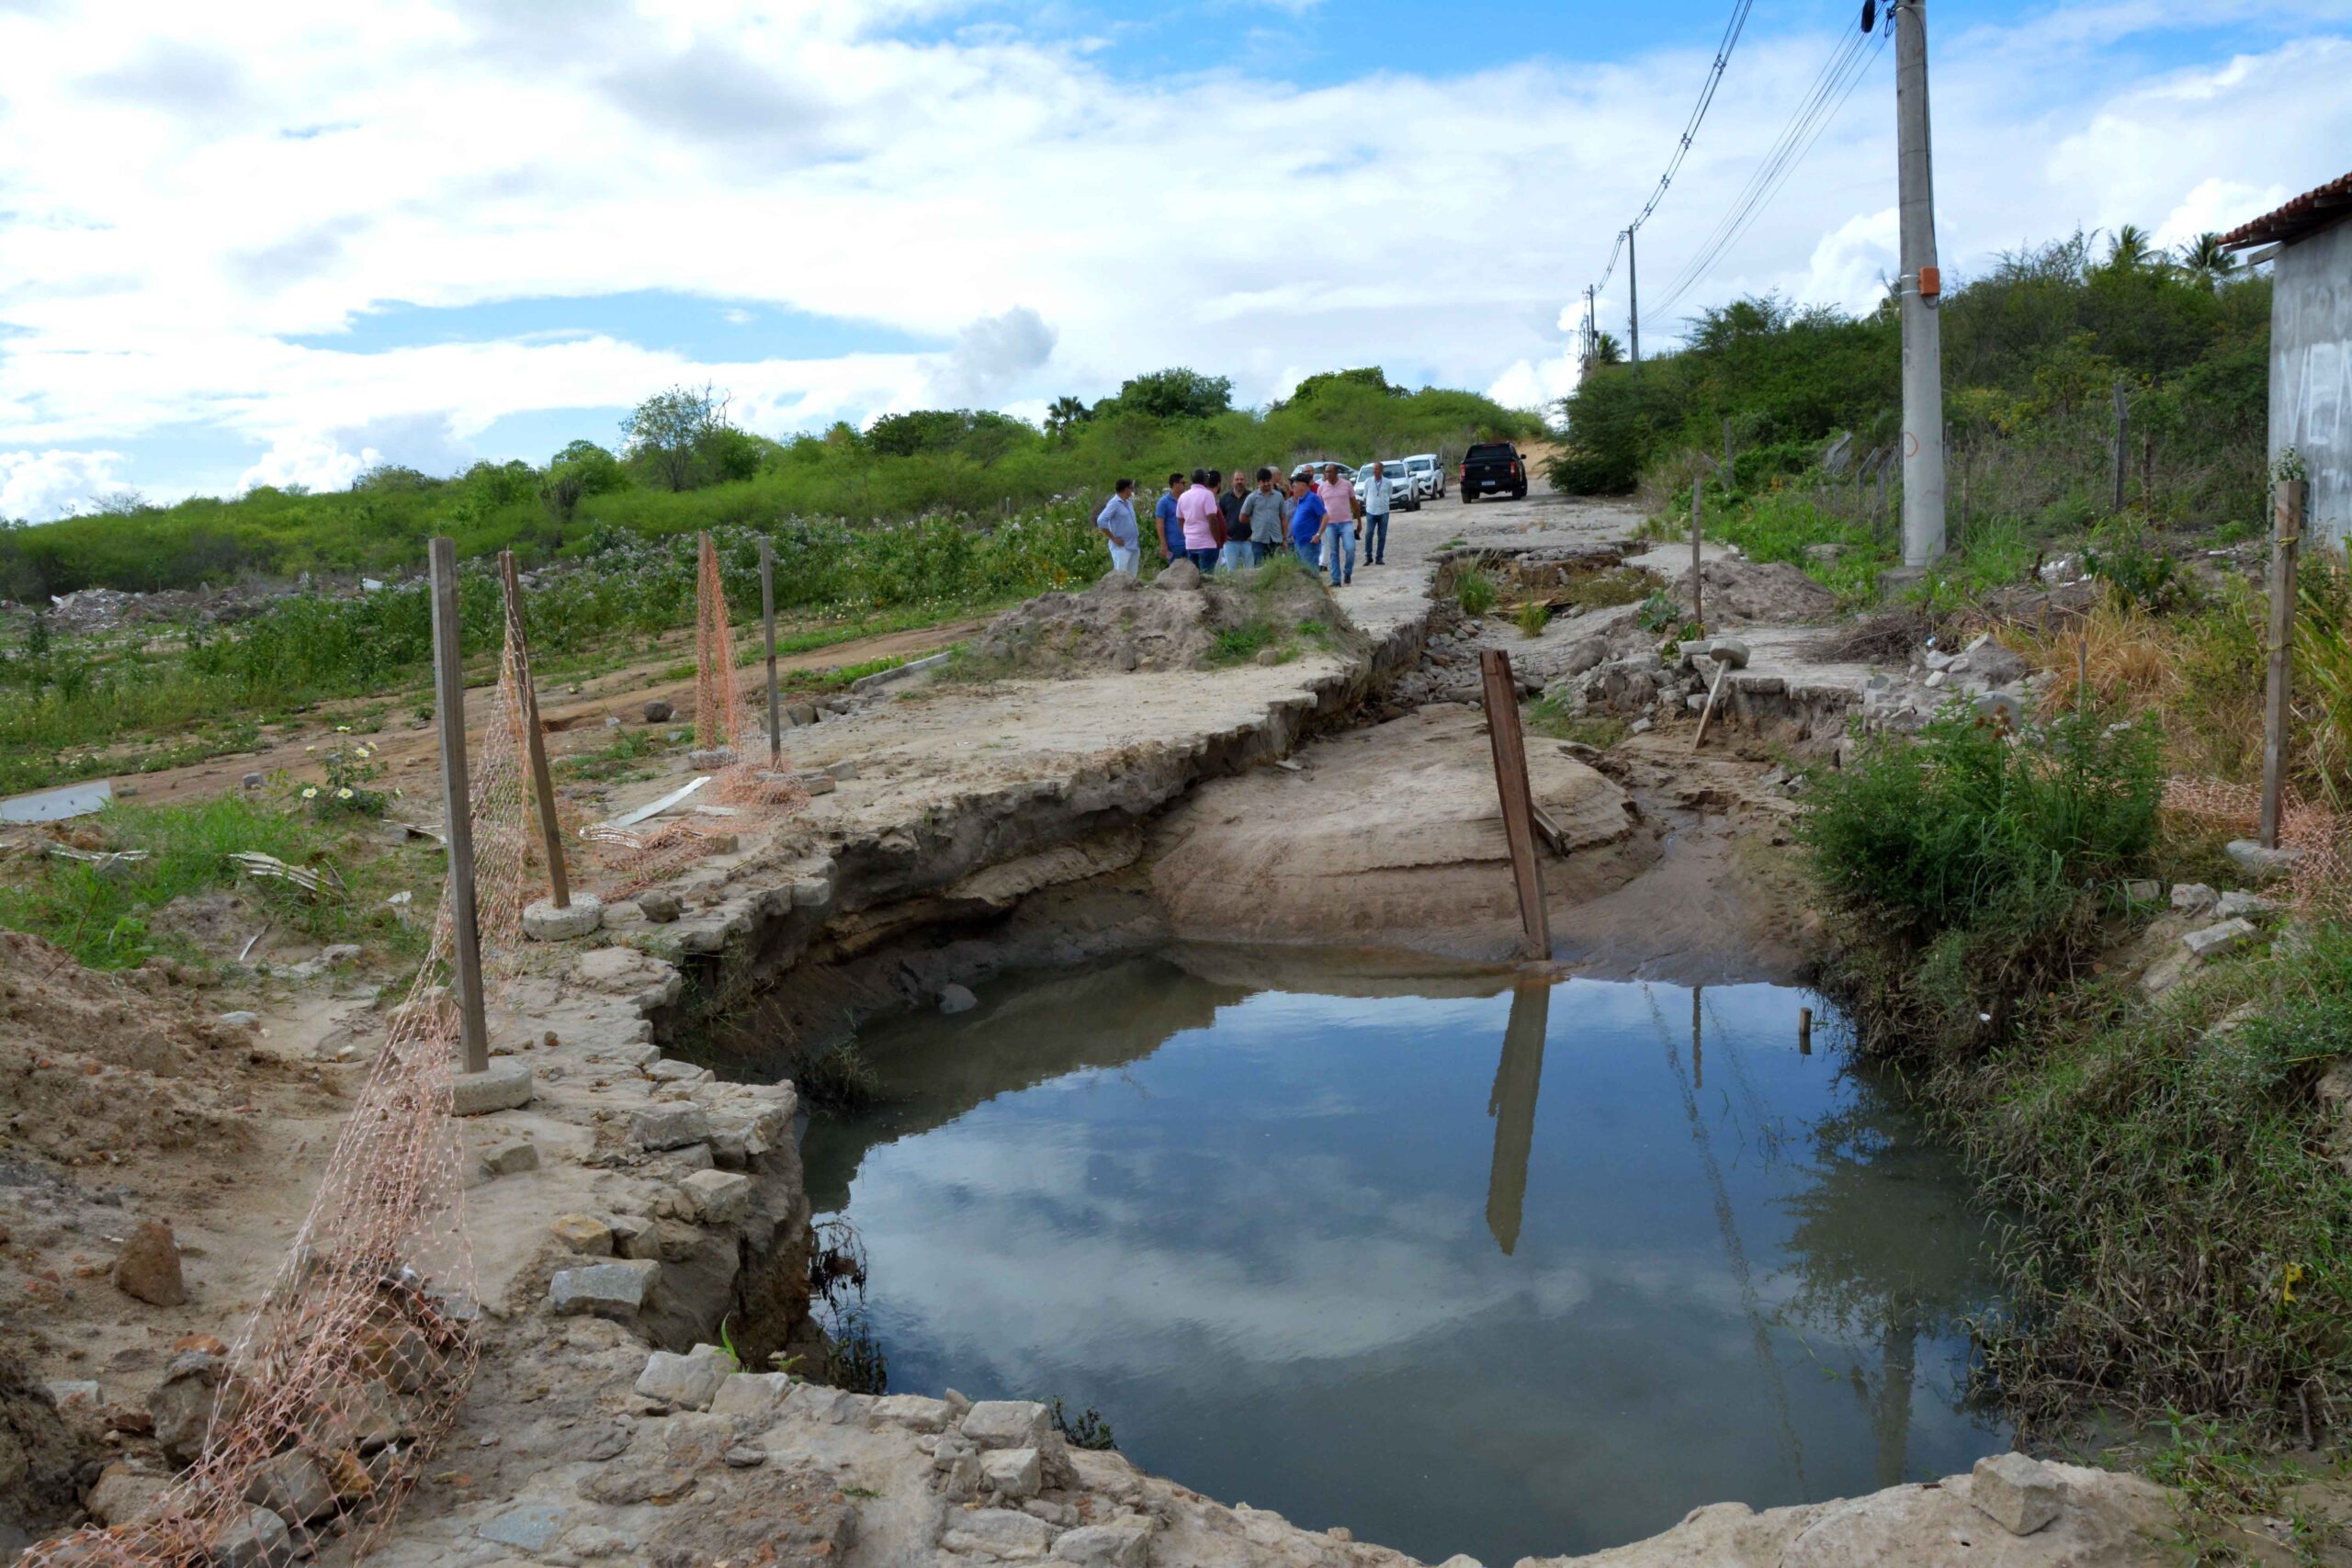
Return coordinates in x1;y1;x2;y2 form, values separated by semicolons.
2273;216;2352;542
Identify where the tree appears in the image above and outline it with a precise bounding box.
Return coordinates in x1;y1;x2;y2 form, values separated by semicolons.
621;383;730;492
1045;395;1091;444
1286;367;1403;406
540;439;628;525
1588;333;1625;367
2179;231;2239;290
2105;224;2156;275
1106;367;1233;422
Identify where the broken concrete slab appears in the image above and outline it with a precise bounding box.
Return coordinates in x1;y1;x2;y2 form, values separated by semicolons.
1971;1453;2064;1537
548;1259;659;1319
450;1062;533;1116
2182;918;2260;960
523;894;605;942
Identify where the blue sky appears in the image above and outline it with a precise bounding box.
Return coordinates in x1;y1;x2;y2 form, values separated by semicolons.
2;0;2347;517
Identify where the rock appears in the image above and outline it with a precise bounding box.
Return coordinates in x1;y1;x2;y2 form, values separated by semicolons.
872;1393;953;1432
477;1505;570;1552
244;1450;334;1524
681;1168;752;1225
218;1010;262;1030
2216;890;2282;920
794;773;839;796
787;701;820;727
112;1219;187;1307
47;1381;100;1407
939;983;978;1015
1972;690;2025;728
1052;1523;1154;1567
1924;670;1948;689
943;1507;1060;1560
1150;558;1202;592
1253;648;1283;667
2170;883;2218;914
1702;637;1750;670
478;1138;538;1179
2183;918;2260;960
647;1057;712;1084
629;1103;711;1152
724;1444;766;1468
636;888;684;923
1971;1453;2064;1537
1970;645;2030;686
87;1462;171;1527
1433;1558;1485;1568
550;1213;613;1255
2227;839;2306;877
963;1399;1052;1450
214;1505;295;1568
450;1062;533;1116
710;1372;792;1418
1629;717;1654;734
150;1351;223;1465
241;772;265;791
2123;879;2161;903
824;760;860;781
643;700;673;724
633;1345;732;1411
686;747;737;769
523;894;605;942
548;1259;659;1319
982;1447;1044;1500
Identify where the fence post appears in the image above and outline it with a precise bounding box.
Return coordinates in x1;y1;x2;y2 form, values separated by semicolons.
1690;477;1704;633
497;551;570;910
1478;649;1550;960
427;537;491;1075
2261;478;2306;849
761;537;782;770
2111;379;2130;513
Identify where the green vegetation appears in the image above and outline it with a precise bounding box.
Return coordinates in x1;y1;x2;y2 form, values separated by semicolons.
0;795;435;972
1523;695;1624;750
1453;567;1498;617
1512;601;1552;637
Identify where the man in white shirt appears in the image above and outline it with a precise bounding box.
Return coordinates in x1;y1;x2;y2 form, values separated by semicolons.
1360;461;1396;568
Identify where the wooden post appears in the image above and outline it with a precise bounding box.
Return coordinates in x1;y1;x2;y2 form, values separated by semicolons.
1690;478;1704;633
1478;649;1550;960
497;551;570;910
1798;1005;1814;1055
2261;479;2306;848
761;536;782;769
427;537;491;1075
2111;380;2130;513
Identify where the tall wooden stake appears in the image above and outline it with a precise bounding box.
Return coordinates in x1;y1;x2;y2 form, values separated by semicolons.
1479;649;1550;960
1690;478;1704;632
428;537;490;1074
2261;479;2306;849
760;537;782;768
498;550;570;910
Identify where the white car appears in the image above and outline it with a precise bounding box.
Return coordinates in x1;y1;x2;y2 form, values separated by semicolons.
1398;452;1444;499
1355;462;1423;512
1290;461;1356;484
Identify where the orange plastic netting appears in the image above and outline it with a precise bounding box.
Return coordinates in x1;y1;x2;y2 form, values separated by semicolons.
2164;776;2352;919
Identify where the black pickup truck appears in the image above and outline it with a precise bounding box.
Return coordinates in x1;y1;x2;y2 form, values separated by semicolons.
1459;442;1529;502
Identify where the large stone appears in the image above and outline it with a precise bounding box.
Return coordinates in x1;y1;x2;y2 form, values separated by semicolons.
523;894;605;942
629;1103;711;1152
2170;882;2218;914
214;1506;295;1568
2216;890;2282;920
962;1399;1051;1450
450;1062;533;1116
633;1345;732;1411
150;1351;223;1466
2227;839;2306;877
549;1213;613;1255
548;1259;659;1319
244;1450;334;1524
1150;558;1203;592
112;1219;187;1307
1971;1453;2064;1537
709;1371;792;1418
981;1446;1043;1499
681;1168;752;1225
871;1393;953;1432
1051;1523;1153;1568
478;1138;539;1178
943;1507;1060;1560
478;1504;571;1552
87;1462;173;1527
637;888;684;923
2182;918;2259;960
642;699;674;724
938;983;978;1015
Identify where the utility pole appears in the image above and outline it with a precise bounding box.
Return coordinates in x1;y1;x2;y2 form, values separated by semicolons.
1894;0;1946;568
1626;227;1642;371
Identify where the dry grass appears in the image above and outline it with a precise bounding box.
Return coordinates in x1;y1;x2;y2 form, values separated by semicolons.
2007;600;2188;717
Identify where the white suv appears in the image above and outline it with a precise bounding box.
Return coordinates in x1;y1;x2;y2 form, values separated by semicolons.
1399;453;1444;499
1356;461;1423;512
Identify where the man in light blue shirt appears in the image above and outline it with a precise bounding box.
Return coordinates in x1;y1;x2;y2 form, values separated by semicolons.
1096;479;1140;577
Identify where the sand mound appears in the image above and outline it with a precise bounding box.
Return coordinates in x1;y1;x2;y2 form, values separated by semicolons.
963;561;1361;677
0;930;276;1168
1688;558;1839;623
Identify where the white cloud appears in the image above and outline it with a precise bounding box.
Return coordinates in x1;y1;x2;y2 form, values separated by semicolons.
0;448;128;520
237;430;383;494
0;3;2346;503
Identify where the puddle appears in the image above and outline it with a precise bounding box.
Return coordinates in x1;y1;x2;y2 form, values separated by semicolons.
799;955;2008;1563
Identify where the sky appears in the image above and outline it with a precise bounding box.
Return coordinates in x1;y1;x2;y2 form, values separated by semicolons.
2;0;2348;520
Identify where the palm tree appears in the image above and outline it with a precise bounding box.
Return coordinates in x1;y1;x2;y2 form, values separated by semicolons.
1587;333;1625;367
1044;395;1090;444
2179;231;2239;289
2106;223;2154;274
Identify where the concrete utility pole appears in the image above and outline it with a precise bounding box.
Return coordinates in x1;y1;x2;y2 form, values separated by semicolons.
1626;228;1642;370
1894;0;1946;568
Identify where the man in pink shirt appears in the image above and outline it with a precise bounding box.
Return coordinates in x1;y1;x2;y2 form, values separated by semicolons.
1175;468;1224;573
1317;463;1359;587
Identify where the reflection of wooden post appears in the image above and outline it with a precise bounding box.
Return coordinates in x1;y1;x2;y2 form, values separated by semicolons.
761;537;782;769
1798;1005;1814;1055
1478;649;1550;959
428;537;490;1074
1691;986;1702;1091
2262;479;2306;848
499;552;570;910
1484;979;1551;1257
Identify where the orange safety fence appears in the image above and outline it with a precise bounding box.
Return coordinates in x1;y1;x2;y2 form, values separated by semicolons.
2163;776;2352;919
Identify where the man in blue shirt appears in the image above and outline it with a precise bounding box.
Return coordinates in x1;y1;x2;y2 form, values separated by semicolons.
1154;473;1185;565
1095;478;1140;577
1286;474;1327;568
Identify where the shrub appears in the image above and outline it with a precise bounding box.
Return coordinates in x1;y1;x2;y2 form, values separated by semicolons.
1512;601;1552;637
1453;568;1498;616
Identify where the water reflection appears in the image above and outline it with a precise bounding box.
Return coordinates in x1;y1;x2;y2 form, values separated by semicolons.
800;958;2007;1565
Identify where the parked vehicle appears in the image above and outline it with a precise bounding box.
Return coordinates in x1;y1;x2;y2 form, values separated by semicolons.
1290;461;1356;484
1356;461;1422;512
1459;442;1529;502
1399;452;1444;499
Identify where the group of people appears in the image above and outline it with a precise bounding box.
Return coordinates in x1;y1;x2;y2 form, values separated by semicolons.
1091;461;1403;589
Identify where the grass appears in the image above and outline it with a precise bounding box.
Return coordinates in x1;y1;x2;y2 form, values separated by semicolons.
1556;565;1656;612
558;726;675;783
1208;620;1289;666
0;796;438;972
1512;601;1553;637
1453;568;1498;617
1523;695;1624;749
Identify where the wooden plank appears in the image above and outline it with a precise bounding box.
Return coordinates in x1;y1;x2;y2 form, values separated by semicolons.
2261;479;2304;848
428;536;491;1075
1528;804;1568;858
1690;662;1732;751
1478;649;1550;960
500;551;571;910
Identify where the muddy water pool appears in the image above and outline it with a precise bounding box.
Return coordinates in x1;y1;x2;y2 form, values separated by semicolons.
798;955;2008;1563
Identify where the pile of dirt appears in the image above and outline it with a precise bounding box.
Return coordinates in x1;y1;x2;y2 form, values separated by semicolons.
0;1350;93;1541
0;930;279;1168
1689;558;1839;623
961;562;1361;677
